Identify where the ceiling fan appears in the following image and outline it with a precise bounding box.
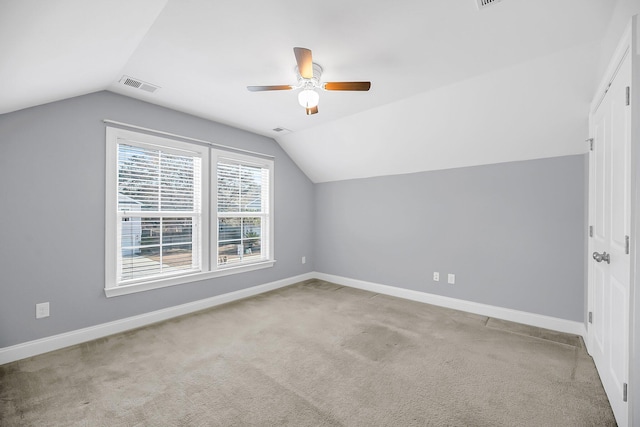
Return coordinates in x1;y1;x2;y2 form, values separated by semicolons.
247;47;371;115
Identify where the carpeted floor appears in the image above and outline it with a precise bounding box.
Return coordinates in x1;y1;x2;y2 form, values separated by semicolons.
0;280;616;426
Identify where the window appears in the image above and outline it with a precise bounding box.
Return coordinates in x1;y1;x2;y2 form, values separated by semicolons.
216;155;271;267
106;127;274;297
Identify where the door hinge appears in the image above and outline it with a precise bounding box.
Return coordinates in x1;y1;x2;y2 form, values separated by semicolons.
626;86;630;106
626;235;630;254
586;138;594;151
588;311;593;324
589;226;593;238
623;383;628;402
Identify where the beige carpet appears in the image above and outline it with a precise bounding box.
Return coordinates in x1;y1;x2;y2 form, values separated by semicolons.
0;280;616;426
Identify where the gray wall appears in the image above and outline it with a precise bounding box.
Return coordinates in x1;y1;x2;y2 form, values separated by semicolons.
0;91;315;348
315;155;586;322
0;91;588;349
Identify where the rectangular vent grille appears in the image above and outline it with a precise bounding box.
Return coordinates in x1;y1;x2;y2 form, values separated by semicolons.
139;83;157;93
475;0;502;10
119;76;160;93
272;127;291;134
123;78;141;88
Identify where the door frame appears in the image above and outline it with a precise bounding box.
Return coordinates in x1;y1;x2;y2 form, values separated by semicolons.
587;15;639;426
629;14;640;427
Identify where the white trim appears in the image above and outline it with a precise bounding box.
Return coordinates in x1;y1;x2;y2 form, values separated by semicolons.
103;119;275;160
591;24;632;115
0;271;588;365
0;273;313;365
629;14;640;427
315;272;587;338
105;260;276;297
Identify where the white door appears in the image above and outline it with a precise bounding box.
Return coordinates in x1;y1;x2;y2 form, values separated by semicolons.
588;50;631;426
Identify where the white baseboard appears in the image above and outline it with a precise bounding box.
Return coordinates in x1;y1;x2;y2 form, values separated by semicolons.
315;272;587;339
0;272;314;365
1;271;587;365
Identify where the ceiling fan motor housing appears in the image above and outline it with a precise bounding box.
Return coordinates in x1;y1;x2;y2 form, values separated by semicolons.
296;63;323;89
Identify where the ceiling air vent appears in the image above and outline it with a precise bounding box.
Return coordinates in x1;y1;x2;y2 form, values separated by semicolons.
272;127;291;134
119;76;160;93
475;0;501;10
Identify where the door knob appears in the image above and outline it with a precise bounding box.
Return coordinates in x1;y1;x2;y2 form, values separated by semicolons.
592;251;610;264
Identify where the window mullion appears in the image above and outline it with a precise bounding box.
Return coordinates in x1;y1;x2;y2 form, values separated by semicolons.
157;150;162;212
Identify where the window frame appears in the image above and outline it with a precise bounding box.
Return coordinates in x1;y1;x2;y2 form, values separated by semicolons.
105;127;275;297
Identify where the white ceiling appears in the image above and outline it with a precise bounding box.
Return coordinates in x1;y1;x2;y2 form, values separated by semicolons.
0;0;620;182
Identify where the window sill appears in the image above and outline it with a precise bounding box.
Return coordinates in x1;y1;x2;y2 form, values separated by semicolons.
104;260;276;298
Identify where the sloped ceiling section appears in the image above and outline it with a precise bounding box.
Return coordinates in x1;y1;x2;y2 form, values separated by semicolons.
279;43;598;183
0;0;168;114
0;0;621;183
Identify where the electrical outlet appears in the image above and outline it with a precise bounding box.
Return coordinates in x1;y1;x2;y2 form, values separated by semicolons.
301;256;306;264
36;302;50;319
448;274;455;284
433;272;440;281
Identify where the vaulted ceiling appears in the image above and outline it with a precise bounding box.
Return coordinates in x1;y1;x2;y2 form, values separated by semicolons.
0;0;623;182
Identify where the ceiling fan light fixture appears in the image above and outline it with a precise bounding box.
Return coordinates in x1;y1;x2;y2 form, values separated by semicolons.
298;89;319;108
247;47;370;115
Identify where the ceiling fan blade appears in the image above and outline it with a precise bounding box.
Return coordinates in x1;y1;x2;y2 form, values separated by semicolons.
305;106;318;115
323;82;371;91
294;47;313;79
247;85;294;92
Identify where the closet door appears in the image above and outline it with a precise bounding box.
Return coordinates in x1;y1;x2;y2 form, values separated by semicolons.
588;49;631;427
